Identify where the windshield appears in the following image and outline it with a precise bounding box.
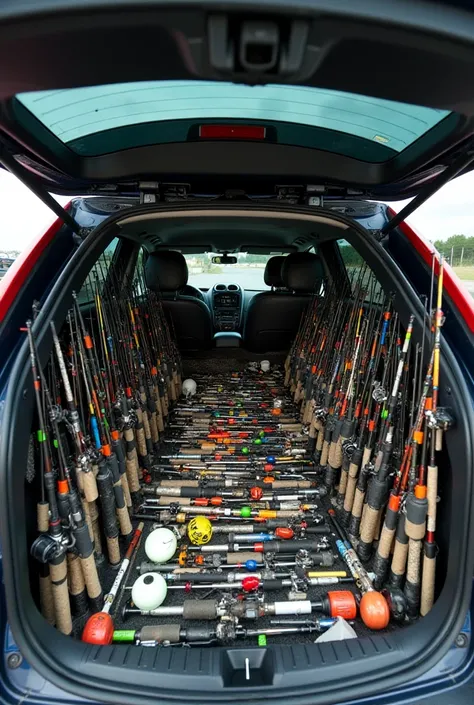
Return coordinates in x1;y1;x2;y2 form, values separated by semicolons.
184;253;282;290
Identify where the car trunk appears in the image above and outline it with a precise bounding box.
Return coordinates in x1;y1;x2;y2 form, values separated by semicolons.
1;200;473;705
1;3;474;702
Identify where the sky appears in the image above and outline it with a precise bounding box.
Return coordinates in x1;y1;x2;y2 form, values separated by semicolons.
1;168;474;254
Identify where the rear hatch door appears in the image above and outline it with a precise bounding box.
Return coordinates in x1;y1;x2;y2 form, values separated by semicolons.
1;1;474;199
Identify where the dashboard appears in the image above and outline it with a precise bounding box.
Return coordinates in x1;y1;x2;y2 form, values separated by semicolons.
210;283;243;331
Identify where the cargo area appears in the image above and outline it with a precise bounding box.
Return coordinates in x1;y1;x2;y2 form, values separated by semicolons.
68;358;400;649
22;231;452;648
1;2;474;701
1;203;472;705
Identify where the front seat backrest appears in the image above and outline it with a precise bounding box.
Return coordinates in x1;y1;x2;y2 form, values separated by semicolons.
264;255;286;290
243;252;324;353
145;250;213;351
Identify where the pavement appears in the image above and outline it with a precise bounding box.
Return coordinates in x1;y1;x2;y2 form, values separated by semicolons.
462;280;474;296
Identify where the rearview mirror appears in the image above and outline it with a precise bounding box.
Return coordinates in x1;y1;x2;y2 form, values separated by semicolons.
212;255;238;264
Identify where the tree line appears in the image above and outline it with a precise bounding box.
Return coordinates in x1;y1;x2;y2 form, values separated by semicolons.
433;235;474;267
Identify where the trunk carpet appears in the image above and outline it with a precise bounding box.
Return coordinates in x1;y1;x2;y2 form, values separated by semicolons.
71;360;405;646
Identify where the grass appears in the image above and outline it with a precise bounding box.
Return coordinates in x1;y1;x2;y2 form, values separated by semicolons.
452;266;474;281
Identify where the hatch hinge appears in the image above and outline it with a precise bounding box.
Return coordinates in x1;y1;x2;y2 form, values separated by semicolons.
276;184;325;206
162;183;190;202
139;182;190;203
139;181;160;204
372;230;384;243
73;226;96;245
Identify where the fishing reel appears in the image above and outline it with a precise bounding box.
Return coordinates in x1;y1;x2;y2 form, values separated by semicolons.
62;408;83;439
312;406;328;422
47;403;67;425
294;548;316;569
425;406;455;431
363;460;377;478
31;529;74;564
372;381;387;404
115;392;137;428
289;571;310;596
342;437;357;459
167;502;180;516
227;594;263;620
215;619;239;643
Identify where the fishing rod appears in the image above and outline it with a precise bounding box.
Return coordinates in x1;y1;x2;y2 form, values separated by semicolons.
357;315;415;562
82;522;144;645
347;311;398;539
184;537;330;554
27;321;74;636
112;617;340;646
41;377;104;612
328;509;390;630
419;257;445;616
339;301;390;520
121;590;357;621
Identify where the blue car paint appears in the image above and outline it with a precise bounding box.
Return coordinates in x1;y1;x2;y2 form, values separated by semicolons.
0;197;472;705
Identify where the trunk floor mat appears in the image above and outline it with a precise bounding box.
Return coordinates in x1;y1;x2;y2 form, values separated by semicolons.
71;361;406;646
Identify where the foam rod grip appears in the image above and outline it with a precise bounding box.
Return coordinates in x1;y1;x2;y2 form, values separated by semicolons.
106;536;121;567
50;557;73;635
80;553;103;605
155;398;165;432
182;600;218;620
121;473;133;508
316;427;325;453
388;514;408;589
88;501;103;556
116;504;133;536
135;422;148;459
37;501;50;533
67;552;88;617
343;454;362;516
303;401;313;425
372;509;398;590
320;439;330;467
280;423;302;432
227;552;264;564
125;456;140;494
82;470;99;503
420;545;436;616
331;435;346;469
140;624;181;644
149;413;159;445
404;538;422;618
39;566;56;626
358;504;380;560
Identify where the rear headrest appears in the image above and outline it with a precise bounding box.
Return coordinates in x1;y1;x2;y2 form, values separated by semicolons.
145;250;188;292
264;255;286;287
281;252;324;292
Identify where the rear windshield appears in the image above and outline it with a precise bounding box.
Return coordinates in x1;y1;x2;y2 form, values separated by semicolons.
15;81;449;160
